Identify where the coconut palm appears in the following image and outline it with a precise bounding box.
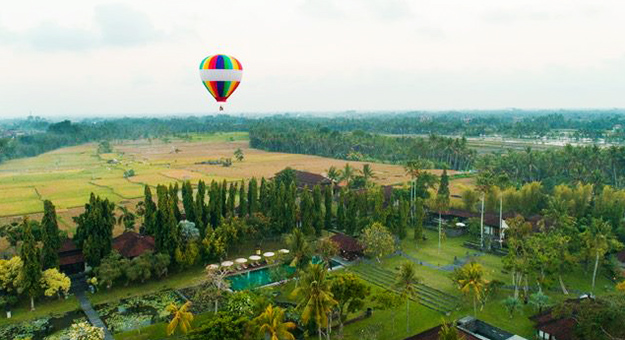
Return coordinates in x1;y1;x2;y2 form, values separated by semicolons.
453;262;488;316
291;263;337;340
395;262;420;334
341;163;355;185
116;205;136;232
362;164;376;182
165;301;193;336
326;166;341;183
582;218;621;292
438;318;465;340
285;228;312;270
254;304;297;340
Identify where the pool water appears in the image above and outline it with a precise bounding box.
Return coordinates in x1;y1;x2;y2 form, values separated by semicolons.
227;259;342;291
228;265;296;290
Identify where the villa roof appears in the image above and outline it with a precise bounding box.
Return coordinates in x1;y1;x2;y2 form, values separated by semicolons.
294;170;333;188
330;233;364;253
530;299;585;340
59;253;84;266
404;325;480;340
112;232;155;258
59;239;79;253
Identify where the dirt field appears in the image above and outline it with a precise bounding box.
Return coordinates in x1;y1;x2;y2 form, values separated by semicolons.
0;132;464;235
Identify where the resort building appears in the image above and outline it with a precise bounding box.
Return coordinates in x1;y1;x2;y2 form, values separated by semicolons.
404;316;528;340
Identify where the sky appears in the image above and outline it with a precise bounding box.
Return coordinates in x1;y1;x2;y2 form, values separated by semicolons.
1;0;625;117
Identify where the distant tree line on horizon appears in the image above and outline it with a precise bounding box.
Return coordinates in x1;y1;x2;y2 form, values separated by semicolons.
2;113;625;188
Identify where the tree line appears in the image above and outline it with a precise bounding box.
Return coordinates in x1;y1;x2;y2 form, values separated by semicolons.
250;120;476;170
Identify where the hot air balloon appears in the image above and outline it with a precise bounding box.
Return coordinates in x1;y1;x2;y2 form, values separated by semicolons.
199;54;243;111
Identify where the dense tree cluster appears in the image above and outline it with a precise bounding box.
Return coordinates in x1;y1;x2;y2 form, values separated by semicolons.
477;145;625;188
250;121;476;170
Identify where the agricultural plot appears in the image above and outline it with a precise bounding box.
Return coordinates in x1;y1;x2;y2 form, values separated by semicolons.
0;132;461;234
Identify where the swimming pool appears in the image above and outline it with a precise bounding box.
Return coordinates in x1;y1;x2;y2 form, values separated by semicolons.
227;259;343;291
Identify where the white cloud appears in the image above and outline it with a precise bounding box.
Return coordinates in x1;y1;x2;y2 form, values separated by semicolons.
0;0;624;117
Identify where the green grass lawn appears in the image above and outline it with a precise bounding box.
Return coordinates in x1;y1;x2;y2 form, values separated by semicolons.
335;228;618;340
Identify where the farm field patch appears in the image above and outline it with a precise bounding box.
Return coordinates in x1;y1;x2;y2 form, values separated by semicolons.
1;132;458;234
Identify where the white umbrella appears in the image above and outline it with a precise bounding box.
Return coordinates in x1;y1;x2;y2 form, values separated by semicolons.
207;264;220;270
221;261;234;267
456;222;466;227
278;249;290;254
249;255;261;261
263;252;275;258
235;258;248;264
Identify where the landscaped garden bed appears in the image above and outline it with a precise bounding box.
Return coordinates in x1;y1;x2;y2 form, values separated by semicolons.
0;310;86;340
94;290;184;334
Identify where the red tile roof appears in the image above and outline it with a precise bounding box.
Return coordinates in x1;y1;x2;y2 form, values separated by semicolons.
59;253;84;266
330;233;364;253
404;325;480;340
112;232;155;258
59;239;79;253
531;299;585;340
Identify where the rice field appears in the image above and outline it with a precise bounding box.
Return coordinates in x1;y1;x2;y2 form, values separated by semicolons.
0;131;464;232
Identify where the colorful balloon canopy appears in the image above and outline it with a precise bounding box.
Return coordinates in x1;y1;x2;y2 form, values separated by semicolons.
199;54;243;109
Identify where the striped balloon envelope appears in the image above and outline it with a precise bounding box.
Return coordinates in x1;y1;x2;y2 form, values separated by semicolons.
199;54;243;110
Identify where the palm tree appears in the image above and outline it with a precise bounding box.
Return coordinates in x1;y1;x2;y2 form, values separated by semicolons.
116;205;136;232
254;304;297;340
502;296;521;319
291;263;337;340
341;163;355;185
395;262;419;334
438;318;465;340
285;228;312;270
582;218;621;292
453;262;487;316
326;166;341;183
362;164;376;182
166;301;193;336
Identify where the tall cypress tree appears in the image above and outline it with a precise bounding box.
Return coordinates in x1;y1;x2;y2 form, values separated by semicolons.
221;179;228;217
300;187;315;235
143;185;157;236
169;183;182;222
345;192;358;235
227;182;236;217
239;180;247;217
248;178;258;215
209;181;222;228
21;218;41;311
259;177;268;215
182;181;196;223
324;186;333;231
337;189;346;231
285;182;297;232
196;180;206;233
271;182;284;234
41;200;61;269
312;185;323;236
74;194;115;267
156;185;179;259
437;169;450;202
